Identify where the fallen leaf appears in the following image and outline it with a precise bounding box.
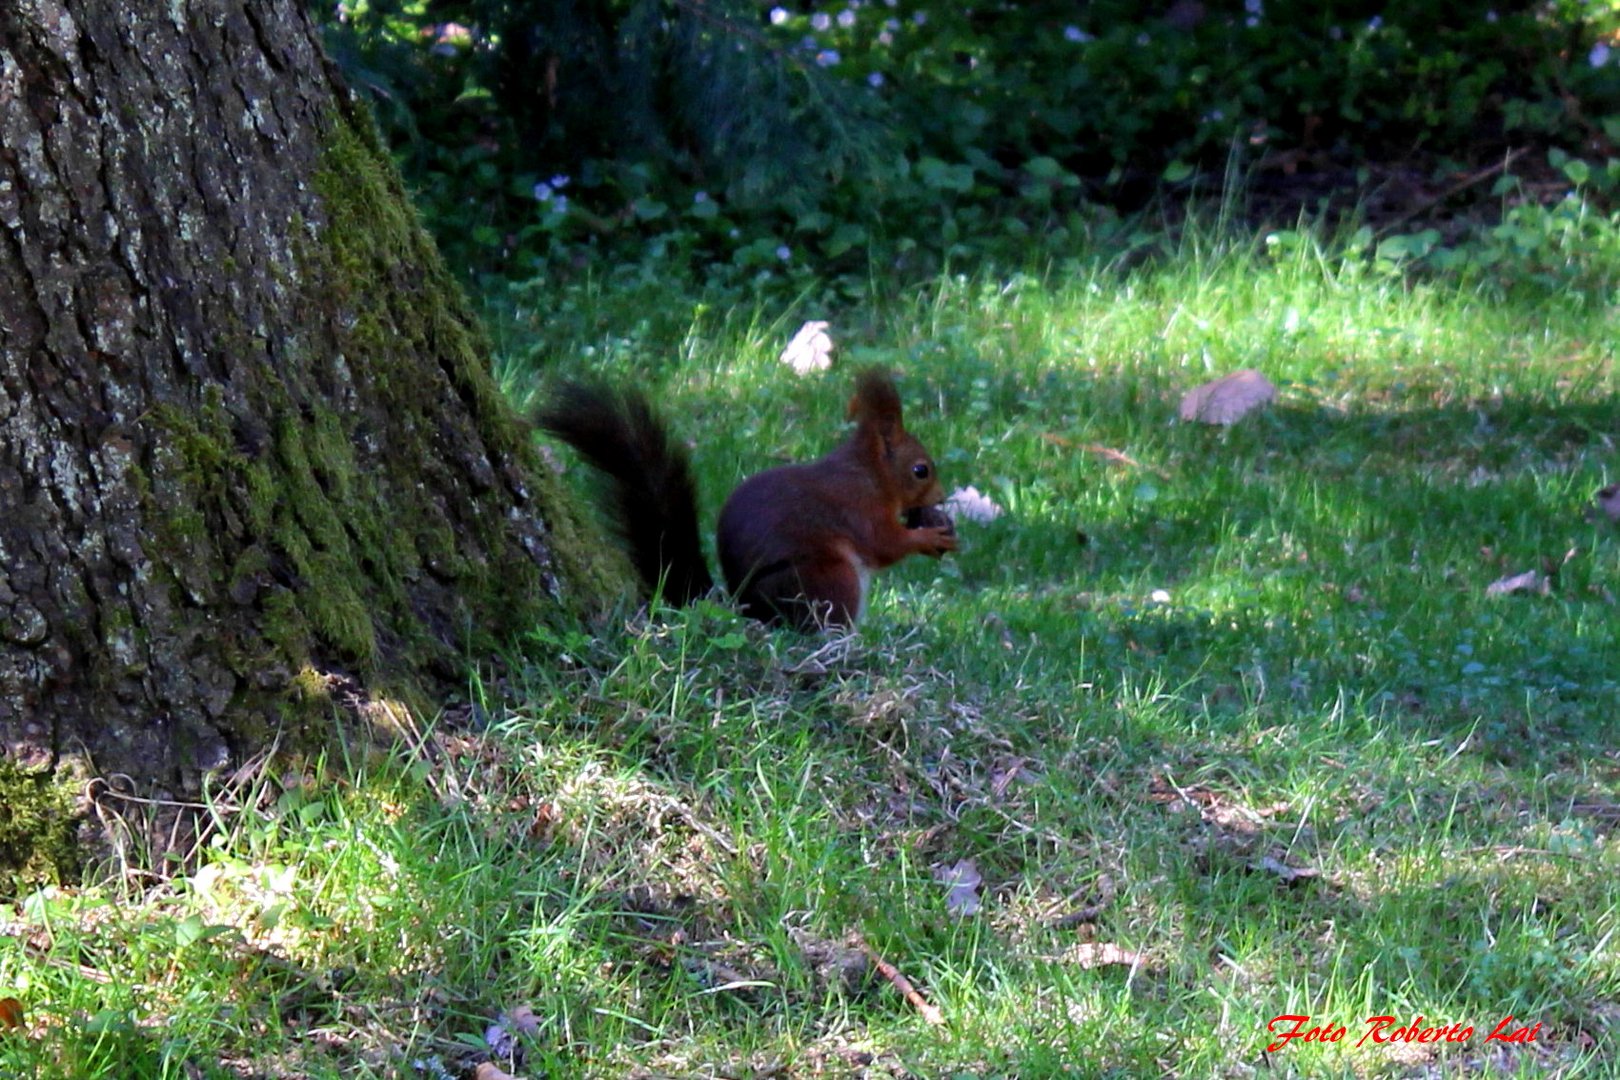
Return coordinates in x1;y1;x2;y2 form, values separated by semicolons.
1253;853;1320;886
780;320;835;374
527;801;560;842
0;996;22;1030
990;756;1028;798
505;1004;541;1037
1485;569;1549;597
942;485;1003;523
1595;484;1620;522
474;1065;517;1080
484;1004;541;1062
935;858;983;916
1178;369;1277;425
1064;942;1145;969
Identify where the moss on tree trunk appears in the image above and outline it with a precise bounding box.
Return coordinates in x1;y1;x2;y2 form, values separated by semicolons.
0;0;624;895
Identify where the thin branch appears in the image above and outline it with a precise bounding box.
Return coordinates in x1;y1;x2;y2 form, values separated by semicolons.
1374;147;1530;239
855;935;945;1026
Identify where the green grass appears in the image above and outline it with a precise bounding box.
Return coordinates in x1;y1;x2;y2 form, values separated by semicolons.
4;227;1618;1078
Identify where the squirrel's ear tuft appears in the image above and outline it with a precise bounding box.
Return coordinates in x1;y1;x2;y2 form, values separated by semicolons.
847;368;903;434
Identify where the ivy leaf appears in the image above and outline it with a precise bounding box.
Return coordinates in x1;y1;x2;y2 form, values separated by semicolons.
1162;160;1194;184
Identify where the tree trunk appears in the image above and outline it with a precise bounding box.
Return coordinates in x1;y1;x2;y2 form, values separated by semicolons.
0;0;616;891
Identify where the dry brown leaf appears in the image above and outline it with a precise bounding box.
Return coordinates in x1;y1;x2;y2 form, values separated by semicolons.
475;1064;517;1080
1064;942;1145;969
1178;369;1277;425
990;756;1029;798
1485;569;1549;597
505;1004;541;1037
484;1003;543;1062
935;858;983;916
0;996;23;1030
527;802;560;842
1253;853;1320;886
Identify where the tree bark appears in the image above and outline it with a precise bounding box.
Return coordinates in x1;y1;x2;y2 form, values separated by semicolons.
0;0;614;890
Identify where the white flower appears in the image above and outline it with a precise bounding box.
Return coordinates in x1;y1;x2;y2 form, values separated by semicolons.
769;6;788;25
1063;25;1092;43
884;17;899;30
878;29;893;45
867;71;885;87
811;12;831;31
693;190;709;203
1246;14;1259;27
912;10;926;25
1485;9;1498;22
1591;42;1611;68
838;9;856;28
815;48;840;66
1368;15;1382;30
533;182;553;201
776;245;792;261
549;174;570;189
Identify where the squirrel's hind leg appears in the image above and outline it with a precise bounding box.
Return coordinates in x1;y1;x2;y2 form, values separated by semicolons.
738;554;868;631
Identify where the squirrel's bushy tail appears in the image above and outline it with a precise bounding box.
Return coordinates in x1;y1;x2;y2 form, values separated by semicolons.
536;382;714;607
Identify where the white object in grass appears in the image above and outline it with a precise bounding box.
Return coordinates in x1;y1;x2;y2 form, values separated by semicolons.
942;485;1003;523
780;320;835;374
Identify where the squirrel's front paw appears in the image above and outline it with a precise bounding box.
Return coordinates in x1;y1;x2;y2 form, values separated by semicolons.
904;505;957;556
917;525;957;557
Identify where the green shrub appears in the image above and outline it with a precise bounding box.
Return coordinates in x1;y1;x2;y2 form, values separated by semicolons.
315;0;1620;285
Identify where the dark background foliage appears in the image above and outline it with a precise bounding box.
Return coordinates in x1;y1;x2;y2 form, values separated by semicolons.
313;0;1620;284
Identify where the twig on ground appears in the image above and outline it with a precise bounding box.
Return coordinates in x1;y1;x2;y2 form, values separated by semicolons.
1041;433;1171;478
855;934;945;1026
1374;147;1529;238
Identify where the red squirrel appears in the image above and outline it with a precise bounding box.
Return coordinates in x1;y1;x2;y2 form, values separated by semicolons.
537;369;957;630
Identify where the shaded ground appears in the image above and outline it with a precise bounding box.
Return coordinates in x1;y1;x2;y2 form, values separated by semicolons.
1167;148;1583;240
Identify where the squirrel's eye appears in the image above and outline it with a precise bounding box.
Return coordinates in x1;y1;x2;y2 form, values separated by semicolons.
912;462;931;480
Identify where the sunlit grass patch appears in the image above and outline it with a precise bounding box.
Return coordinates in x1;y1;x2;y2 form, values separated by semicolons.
5;225;1618;1077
